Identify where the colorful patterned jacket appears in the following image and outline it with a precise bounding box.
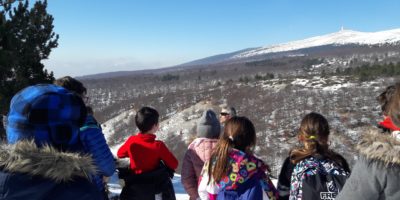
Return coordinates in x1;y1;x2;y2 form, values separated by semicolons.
198;148;278;200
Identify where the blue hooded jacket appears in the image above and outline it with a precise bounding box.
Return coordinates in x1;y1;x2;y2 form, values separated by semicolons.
1;84;104;200
79;114;116;191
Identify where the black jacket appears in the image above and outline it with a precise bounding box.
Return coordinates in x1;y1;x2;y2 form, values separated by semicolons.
118;165;175;200
277;157;294;200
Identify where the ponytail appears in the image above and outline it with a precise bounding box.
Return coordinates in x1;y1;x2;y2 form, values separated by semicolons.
290;135;329;164
290;112;330;164
207;116;256;184
208;138;232;183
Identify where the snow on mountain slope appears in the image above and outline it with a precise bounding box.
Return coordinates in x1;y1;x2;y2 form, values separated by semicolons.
104;100;220;155
157;100;219;141
101;109;136;141
232;28;400;59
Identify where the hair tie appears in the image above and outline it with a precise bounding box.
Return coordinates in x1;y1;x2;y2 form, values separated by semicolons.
308;135;317;140
229;135;234;142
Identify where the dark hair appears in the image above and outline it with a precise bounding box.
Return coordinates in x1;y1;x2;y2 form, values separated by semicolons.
135;107;159;133
86;106;94;115
54;76;87;96
387;82;400;127
377;85;395;115
208;116;256;183
290;112;348;169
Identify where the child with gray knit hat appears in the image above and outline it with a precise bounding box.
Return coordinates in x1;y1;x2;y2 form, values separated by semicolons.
181;109;221;200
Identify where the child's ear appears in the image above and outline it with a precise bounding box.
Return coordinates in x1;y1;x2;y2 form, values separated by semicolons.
154;123;160;131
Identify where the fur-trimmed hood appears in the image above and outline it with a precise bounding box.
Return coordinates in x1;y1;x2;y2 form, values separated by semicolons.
357;128;400;166
0;140;97;182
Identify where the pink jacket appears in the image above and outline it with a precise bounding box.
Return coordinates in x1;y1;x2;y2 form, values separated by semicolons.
181;138;219;200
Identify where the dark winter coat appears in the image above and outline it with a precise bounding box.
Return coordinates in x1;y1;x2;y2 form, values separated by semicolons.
79;115;116;192
336;129;400;200
277;157;295;200
0;140;102;200
118;164;176;200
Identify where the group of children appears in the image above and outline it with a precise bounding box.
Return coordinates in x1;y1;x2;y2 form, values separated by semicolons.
0;77;400;200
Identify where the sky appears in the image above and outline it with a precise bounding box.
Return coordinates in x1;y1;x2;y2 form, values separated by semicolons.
42;0;400;77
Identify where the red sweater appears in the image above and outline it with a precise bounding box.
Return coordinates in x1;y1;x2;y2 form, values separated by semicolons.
117;133;178;174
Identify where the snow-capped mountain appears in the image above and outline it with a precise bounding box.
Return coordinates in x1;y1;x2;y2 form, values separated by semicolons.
180;28;400;66
234;28;400;58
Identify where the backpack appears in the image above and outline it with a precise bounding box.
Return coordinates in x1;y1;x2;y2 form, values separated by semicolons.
290;157;349;200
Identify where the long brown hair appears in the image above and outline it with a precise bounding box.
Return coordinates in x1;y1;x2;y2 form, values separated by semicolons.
388;82;400;127
207;116;256;183
377;85;395;115
290;112;348;169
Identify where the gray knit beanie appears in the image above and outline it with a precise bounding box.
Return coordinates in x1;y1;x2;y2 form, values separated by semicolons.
197;109;221;139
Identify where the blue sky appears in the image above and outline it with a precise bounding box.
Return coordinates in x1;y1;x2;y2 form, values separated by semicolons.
43;0;400;77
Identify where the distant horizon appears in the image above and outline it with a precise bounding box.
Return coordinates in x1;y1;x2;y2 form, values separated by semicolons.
42;0;400;77
75;27;400;78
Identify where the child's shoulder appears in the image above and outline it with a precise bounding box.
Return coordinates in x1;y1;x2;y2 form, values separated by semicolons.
153;139;168;148
122;134;139;143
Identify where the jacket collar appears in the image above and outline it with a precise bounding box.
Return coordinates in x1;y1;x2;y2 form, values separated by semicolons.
136;132;156;141
357;128;400;166
0;140;97;182
188;137;218;149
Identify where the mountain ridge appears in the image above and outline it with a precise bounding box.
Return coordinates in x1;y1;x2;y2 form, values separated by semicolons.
232;28;400;59
78;28;400;80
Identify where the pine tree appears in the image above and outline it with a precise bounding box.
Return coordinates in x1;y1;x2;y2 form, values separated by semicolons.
0;0;58;138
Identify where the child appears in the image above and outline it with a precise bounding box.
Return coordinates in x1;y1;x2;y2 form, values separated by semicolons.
337;83;400;200
181;109;221;200
117;106;178;200
376;85;400;133
284;112;350;200
55;76;115;199
1;84;102;199
198;116;278;200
